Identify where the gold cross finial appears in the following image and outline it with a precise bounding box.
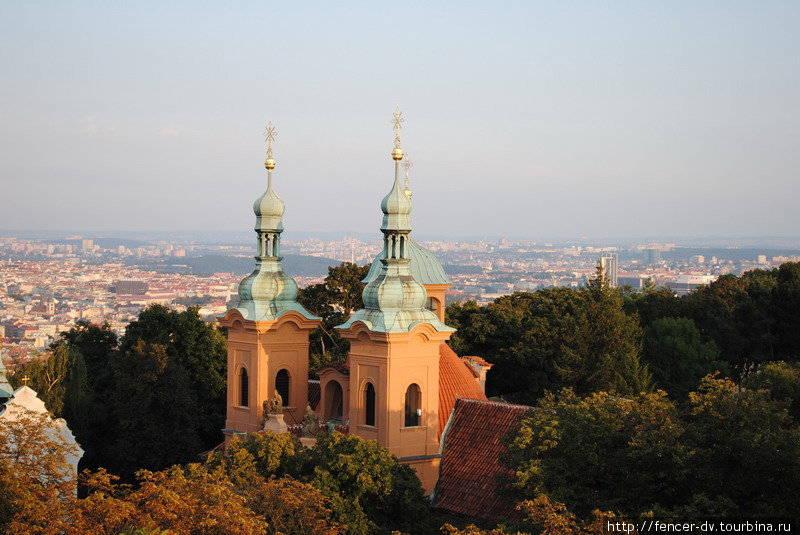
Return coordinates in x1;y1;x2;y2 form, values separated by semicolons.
391;107;404;160
402;154;413;197
263;122;277;170
21;375;30;386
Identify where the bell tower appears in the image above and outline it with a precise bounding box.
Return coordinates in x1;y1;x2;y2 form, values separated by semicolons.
219;123;320;440
336;109;454;492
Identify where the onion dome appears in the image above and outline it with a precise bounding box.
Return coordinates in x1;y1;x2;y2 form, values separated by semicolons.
228;122;318;323
336;108;452;334
363;238;450;285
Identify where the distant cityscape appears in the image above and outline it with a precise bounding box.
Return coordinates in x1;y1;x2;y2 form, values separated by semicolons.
2;231;799;370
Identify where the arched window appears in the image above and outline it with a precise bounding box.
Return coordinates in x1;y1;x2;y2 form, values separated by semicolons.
276;369;290;407
364;382;376;426
239;368;249;407
426;297;438;312
324;380;343;421
404;383;421;427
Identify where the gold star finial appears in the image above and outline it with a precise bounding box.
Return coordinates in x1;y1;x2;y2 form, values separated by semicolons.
391;107;404;160
402;154;413;198
263;122;277;170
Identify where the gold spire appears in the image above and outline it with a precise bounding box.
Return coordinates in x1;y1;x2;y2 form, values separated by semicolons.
391;107;404;161
263;122;277;170
403;154;413;198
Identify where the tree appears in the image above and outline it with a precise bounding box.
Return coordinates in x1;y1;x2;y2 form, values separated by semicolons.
446;289;586;402
120;305;227;447
641;317;723;399
557;272;652;396
774;262;800;362
298;262;370;372
0;407;81;532
111;340;201;478
206;431;309;485
504;389;685;518
307;433;431;535
503;375;800;521
13;466;267;535
208;431;431;535
48;321;118;470
677;375;800;518
742;361;800;420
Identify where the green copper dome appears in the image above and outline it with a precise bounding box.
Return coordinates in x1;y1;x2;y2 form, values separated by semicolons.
225;133;318;324
363;238;450;286
253;179;285;232
380;169;412;232
338;259;453;333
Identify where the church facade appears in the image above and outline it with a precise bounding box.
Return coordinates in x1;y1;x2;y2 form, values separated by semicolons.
219;114;492;492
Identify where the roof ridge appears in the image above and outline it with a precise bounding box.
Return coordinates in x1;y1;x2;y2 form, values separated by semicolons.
455;397;532;411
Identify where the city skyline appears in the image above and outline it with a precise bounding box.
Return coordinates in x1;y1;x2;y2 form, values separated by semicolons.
1;2;798;238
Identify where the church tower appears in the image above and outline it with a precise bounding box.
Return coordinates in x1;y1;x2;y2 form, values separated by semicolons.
362;154;452;322
336;109;455;492
218;123;320;439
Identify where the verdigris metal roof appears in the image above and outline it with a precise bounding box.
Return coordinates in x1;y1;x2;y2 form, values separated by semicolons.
234;258;319;322
363;238;450;286
338;259;453;334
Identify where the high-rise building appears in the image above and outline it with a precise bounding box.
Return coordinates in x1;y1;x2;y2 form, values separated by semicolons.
599;252;618;288
643;248;661;266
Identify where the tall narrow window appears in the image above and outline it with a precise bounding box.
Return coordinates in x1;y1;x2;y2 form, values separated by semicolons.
404;383;421;426
276;369;290;407
239;368;249;407
365;383;376;426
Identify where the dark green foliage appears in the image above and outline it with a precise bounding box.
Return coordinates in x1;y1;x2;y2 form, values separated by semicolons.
447;271;651;403
208;431;432;535
742;361;800;420
642;317;724;398
504;375;800;520
120;304;227;446
111;340;202;478
297;262;370;372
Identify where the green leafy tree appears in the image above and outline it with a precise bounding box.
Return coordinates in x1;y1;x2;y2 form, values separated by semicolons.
308;433;431;535
676;375;800;518
47;321;118;469
446;289;585;402
111;340;201;478
504;389;685;517
742;361;800;420
9;345;86;419
642;317;723;398
557;271;652;396
774;262;800;362
298;262;369;372
504;375;800;520
120;305;227;447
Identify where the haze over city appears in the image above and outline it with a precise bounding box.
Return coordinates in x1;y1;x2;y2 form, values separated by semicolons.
2;1;798;239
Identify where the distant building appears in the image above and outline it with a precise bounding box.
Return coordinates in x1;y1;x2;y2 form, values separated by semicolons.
643;248;661;266
599;253;618;288
80;239;93;252
690;255;705;264
667;274;717;296
113;279;148;295
618;276;649;289
757;255;767;265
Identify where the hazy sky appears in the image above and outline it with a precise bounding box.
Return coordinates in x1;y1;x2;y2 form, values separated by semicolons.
1;1;798;239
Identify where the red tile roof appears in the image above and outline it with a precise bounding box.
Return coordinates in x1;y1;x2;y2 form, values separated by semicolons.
438;343;488;436
434;398;531;520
